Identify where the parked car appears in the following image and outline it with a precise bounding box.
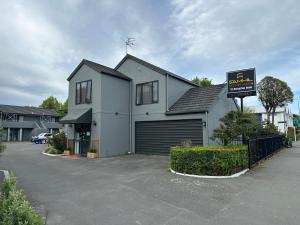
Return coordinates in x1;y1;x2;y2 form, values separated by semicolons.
31;133;53;144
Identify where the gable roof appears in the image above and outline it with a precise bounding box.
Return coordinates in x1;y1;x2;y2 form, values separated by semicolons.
0;104;58;117
115;54;198;87
67;59;131;81
166;84;226;115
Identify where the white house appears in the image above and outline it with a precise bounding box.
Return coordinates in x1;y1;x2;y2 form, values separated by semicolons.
254;106;294;133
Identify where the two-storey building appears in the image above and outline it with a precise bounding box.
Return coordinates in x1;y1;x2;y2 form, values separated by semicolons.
0;104;62;141
61;54;238;157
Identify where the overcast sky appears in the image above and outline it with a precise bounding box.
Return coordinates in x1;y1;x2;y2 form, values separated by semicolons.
0;0;300;113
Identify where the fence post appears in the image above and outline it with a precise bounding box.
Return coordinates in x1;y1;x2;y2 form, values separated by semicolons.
248;139;251;169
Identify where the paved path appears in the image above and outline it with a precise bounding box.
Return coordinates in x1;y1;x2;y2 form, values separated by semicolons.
0;142;299;225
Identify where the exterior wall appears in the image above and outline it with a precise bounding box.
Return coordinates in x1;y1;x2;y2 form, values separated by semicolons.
100;74;130;157
116;59;207;152
207;89;238;145
168;76;194;108
66;64;102;149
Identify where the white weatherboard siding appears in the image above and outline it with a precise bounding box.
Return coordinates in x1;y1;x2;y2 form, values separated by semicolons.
256;107;294;133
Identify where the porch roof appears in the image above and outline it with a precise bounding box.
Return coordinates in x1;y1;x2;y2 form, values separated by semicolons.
60;108;92;124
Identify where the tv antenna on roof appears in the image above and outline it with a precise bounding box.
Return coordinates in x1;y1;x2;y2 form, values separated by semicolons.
125;37;135;54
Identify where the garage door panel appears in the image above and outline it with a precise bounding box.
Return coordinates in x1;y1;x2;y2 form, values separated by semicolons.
135;119;203;155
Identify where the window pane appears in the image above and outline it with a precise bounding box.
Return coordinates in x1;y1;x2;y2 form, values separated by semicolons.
136;84;142;104
152;81;158;102
76;83;81;104
86;81;92;103
142;82;152;104
81;82;87;103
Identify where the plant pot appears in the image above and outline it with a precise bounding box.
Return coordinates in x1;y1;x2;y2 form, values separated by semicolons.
87;152;98;159
63;150;71;156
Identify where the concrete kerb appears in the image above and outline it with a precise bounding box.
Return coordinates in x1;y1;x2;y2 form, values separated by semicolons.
0;170;10;178
170;168;249;179
42;152;60;157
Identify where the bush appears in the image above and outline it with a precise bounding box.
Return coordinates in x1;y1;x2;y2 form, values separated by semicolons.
44;146;59;154
0;176;44;225
88;148;97;153
170;145;248;176
49;132;67;153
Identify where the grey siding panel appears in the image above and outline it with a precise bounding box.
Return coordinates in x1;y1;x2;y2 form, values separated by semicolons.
100;74;130;157
168;77;193;108
135;119;203;155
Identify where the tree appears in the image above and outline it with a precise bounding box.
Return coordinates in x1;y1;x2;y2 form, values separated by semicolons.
39;96;60;110
191;76;213;87
39;96;68;118
58;99;68;118
211;111;279;145
257;76;293;124
211;111;258;145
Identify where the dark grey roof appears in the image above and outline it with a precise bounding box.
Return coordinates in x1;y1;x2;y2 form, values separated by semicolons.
60;108;92;124
0;104;58;116
115;54;198;87
67;59;131;81
166;84;226;115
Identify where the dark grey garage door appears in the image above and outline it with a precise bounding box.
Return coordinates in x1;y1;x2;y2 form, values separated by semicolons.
135;119;203;155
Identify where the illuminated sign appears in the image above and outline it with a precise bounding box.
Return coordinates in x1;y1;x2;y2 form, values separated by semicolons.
227;68;256;98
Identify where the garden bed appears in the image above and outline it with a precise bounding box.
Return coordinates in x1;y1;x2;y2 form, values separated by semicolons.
169;145;248;176
0;176;44;224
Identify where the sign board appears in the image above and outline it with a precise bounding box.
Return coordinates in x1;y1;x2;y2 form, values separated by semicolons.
227;68;256;98
293;117;300;128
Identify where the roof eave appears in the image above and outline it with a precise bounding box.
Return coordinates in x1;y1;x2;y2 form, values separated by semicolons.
67;59;86;81
165;110;208;115
100;71;132;81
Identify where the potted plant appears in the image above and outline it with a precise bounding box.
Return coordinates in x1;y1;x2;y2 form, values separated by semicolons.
87;148;98;159
63;147;72;156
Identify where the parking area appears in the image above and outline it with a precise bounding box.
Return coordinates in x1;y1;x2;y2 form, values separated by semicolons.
0;142;300;225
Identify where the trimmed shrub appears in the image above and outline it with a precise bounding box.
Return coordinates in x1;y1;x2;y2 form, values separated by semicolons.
44;146;59;154
88;148;97;153
49;132;67;153
0;176;44;225
170;145;248;176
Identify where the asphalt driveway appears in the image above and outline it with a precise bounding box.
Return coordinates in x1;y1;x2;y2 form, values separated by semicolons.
0;142;300;225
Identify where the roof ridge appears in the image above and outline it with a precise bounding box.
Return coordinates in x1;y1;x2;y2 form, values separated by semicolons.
67;59;131;81
115;54;198;87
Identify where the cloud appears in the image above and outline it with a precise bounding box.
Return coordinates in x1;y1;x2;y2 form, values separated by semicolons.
0;0;299;113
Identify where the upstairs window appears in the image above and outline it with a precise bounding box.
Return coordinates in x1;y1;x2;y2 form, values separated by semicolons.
136;81;159;105
76;80;92;104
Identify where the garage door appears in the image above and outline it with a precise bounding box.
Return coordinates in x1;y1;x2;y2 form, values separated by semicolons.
135;119;203;155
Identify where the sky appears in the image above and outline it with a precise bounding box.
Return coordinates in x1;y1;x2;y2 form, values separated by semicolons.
0;0;300;113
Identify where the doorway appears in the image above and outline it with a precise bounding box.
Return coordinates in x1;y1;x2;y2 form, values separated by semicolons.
74;124;91;156
10;128;19;142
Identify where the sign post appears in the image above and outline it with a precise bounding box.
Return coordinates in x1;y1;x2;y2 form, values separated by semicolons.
227;68;257;144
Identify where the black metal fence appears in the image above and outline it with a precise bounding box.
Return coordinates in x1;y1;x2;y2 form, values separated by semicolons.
248;135;284;168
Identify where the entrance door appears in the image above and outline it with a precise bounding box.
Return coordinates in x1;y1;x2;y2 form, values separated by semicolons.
74;124;91;156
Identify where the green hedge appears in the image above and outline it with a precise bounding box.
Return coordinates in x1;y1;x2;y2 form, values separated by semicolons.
170;145;248;176
0;176;44;225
